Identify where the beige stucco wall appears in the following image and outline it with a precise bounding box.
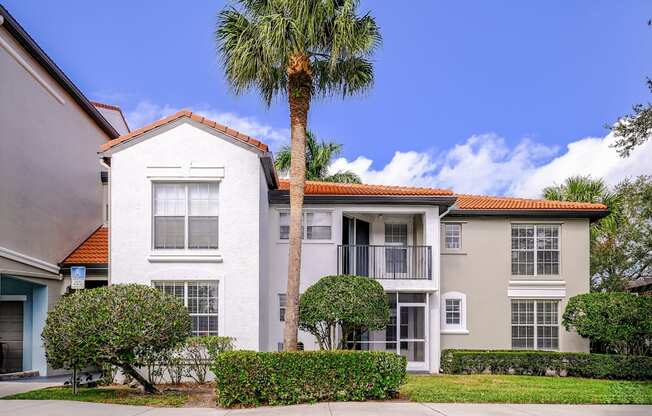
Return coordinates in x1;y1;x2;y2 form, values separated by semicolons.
440;216;590;352
0;26;108;268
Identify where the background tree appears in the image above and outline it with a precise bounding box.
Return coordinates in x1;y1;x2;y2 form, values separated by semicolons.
42;284;191;393
562;292;652;355
544;175;652;291
216;0;381;351
275;131;361;183
299;275;389;350
610;81;652;157
591;176;652;291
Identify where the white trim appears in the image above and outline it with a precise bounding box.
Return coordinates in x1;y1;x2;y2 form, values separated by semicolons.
508;280;566;298
148;253;223;263
0;35;66;104
441;291;468;334
0;295;27;302
441;329;470;335
0;246;59;274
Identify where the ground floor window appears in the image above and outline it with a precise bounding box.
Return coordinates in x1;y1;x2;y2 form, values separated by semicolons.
153;280;218;336
345;292;427;365
511;299;559;350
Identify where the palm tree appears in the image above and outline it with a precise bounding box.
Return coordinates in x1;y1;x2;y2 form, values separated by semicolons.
543;175;621;290
275;131;361;183
216;0;380;350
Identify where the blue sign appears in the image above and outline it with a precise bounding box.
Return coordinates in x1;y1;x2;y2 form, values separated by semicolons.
70;266;86;289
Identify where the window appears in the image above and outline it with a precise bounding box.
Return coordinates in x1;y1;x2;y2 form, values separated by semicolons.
278;210;332;240
278;293;287;322
445;299;461;325
385;223;408;274
153;183;219;250
444;223;461;249
511;299;559;350
153;281;218;336
441;292;468;333
511;224;559;276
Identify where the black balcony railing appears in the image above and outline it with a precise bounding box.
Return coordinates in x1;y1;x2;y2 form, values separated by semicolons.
337;245;432;280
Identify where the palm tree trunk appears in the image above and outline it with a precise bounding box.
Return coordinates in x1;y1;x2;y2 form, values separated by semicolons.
283;54;312;351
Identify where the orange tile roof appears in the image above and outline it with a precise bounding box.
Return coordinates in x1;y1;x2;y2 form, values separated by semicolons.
278;180;454;196
454;194;608;211
62;226;108;264
100;110;269;153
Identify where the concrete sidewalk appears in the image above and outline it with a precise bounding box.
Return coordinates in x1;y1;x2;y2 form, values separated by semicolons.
0;400;650;415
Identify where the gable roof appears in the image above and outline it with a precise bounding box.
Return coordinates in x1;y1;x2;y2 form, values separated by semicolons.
0;5;119;139
100;110;269;153
61;226;108;265
278;180;454;196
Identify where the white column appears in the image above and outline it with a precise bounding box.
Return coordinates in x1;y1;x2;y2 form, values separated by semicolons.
429;291;440;373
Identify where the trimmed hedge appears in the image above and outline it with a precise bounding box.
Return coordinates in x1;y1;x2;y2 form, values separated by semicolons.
441;349;652;380
211;350;407;407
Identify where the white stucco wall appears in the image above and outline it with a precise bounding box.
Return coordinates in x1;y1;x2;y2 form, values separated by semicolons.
108;120;265;350
265;204;441;371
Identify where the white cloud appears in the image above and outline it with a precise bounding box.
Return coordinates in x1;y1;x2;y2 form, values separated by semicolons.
331;132;652;198
124;100;289;151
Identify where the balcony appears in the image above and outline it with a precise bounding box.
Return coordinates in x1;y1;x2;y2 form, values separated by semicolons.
337;245;432;280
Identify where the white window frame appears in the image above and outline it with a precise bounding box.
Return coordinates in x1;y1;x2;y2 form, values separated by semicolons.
510;299;560;350
152;182;219;251
443;223;462;250
441;291;468;334
278;293;287;322
152;280;220;336
511;224;561;277
277;209;333;242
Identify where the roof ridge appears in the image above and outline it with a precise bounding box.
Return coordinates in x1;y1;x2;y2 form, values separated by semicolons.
100;110;268;153
279;179;452;192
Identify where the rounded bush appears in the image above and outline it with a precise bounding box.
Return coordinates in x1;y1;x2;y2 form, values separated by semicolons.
42;284;191;392
299;275;390;349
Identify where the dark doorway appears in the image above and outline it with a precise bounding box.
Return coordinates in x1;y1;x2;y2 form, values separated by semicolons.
355;219;370;277
0;301;23;374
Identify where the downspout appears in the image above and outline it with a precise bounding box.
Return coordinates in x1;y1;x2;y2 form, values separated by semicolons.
100;157;111;286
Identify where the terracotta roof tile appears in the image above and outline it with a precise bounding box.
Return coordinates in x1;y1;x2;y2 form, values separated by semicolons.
62;226;108;265
278;180;454;196
100;110;269;153
454;194;608;211
277;180;608;212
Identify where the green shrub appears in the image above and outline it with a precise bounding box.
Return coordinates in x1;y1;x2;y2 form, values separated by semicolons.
562;292;652;355
185;336;235;383
211;350;406;407
441;349;652;380
299;275;390;350
42;284;191;393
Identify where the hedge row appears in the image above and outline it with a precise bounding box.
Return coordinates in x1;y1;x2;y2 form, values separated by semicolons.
211;350;406;407
441;349;652;380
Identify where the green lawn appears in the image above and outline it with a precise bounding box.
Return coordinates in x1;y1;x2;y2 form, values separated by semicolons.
400;374;652;405
1;386;190;407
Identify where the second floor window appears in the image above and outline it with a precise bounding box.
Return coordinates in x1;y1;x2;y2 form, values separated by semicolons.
153;182;219;250
444;223;461;249
279;210;332;241
511;224;559;276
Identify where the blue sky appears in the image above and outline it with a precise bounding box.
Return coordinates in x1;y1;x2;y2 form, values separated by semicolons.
5;1;651;196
